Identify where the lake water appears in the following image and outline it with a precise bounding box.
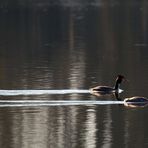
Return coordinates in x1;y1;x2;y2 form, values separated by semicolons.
0;1;148;148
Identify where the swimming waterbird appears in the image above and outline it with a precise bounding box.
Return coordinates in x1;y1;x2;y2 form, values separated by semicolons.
90;75;125;95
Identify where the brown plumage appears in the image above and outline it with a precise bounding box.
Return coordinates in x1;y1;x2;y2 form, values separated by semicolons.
90;75;125;94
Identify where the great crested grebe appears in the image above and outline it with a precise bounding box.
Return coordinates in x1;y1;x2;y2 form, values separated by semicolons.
124;96;148;104
124;96;148;107
90;75;125;94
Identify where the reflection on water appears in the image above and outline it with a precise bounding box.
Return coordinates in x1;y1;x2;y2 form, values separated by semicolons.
0;104;148;148
102;106;112;148
84;107;97;148
0;1;148;148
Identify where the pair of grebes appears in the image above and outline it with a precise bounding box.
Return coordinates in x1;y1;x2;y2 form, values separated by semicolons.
90;75;148;106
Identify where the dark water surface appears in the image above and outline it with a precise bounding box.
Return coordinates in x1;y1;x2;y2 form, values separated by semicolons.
0;1;148;148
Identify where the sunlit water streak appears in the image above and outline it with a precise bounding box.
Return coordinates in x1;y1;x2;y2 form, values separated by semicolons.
0;100;124;107
0;89;90;96
0;89;123;96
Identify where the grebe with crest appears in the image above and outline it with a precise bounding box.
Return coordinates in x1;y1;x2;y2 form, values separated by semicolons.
90;75;125;94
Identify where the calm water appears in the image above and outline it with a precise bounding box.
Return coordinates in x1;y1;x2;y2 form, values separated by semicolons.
0;1;148;148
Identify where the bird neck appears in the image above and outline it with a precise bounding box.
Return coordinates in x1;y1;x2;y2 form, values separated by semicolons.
114;80;121;90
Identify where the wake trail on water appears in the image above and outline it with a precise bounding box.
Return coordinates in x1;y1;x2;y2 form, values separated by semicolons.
0;89;124;107
0;89;90;96
0;100;124;107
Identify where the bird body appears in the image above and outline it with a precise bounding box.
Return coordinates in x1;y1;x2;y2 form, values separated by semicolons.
90;75;125;94
124;96;148;103
90;86;115;93
124;96;148;107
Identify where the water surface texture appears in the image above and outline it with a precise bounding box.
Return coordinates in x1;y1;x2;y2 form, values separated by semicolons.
0;1;148;148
